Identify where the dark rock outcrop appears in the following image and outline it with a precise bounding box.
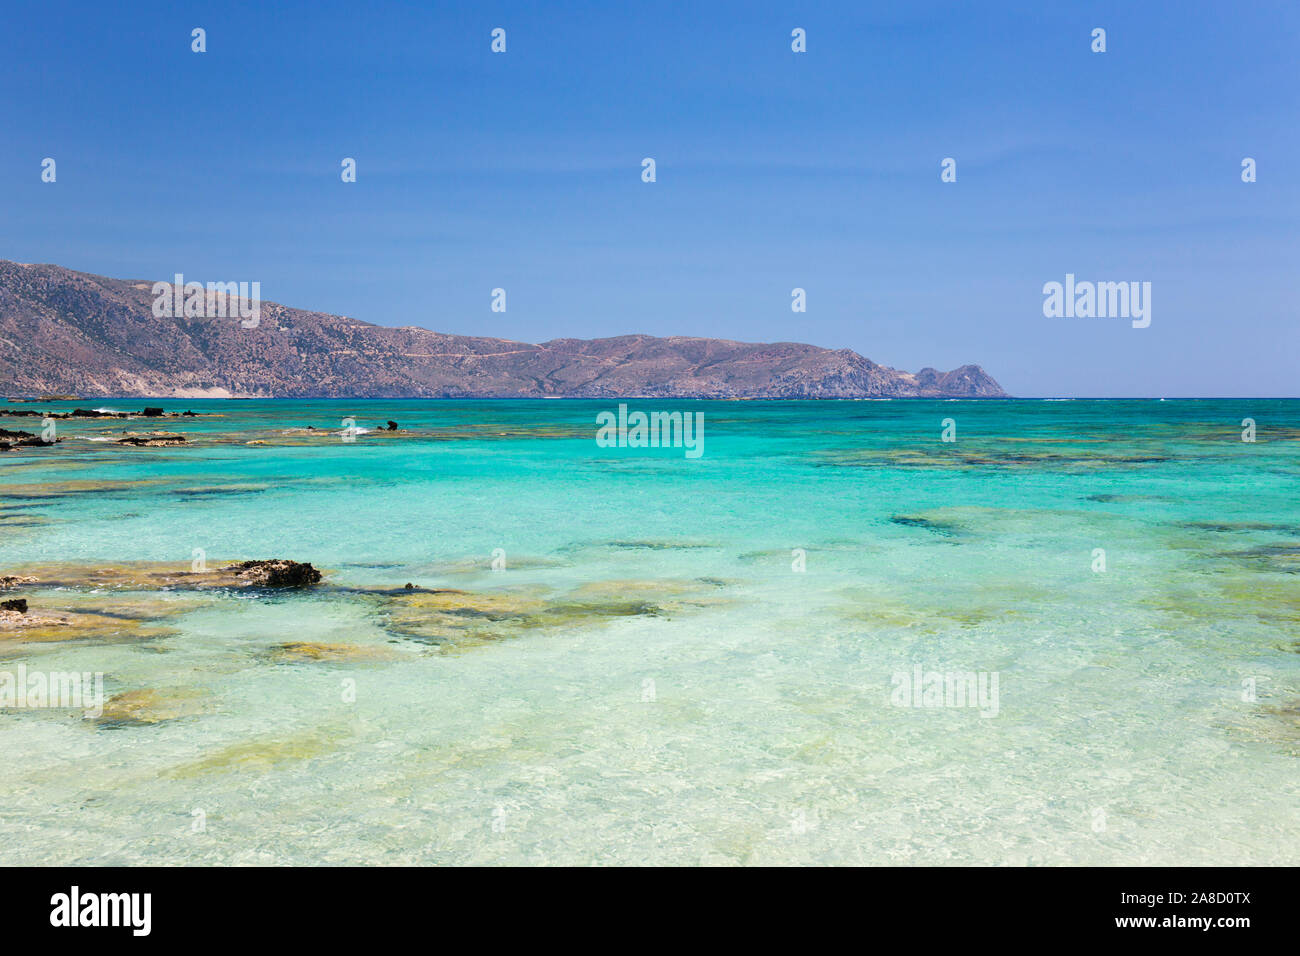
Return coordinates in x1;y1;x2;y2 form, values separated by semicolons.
1;406;202;419
0;427;57;450
0;598;27;613
116;433;187;446
224;560;322;588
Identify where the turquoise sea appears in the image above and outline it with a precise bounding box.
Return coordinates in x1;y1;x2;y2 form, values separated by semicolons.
1;398;1297;865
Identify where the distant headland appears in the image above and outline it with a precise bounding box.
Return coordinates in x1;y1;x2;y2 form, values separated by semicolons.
0;260;1006;399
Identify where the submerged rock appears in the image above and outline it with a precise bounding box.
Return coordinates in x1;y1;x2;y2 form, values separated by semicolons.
267;641;401;663
95;688;206;728
890;514;964;537
0;560;325;593
163;728;339;777
377;580;692;648
0;590;197;644
0;608;70;632
225;559;322;588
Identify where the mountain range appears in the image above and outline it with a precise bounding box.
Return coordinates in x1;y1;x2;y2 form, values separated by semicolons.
0;261;1006;399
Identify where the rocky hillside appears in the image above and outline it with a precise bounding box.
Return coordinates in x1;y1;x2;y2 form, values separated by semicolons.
0;261;1006;399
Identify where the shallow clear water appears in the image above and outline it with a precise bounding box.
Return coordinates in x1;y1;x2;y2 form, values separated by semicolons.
1;398;1297;864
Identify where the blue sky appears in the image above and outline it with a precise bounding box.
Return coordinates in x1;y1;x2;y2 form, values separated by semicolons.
1;0;1296;396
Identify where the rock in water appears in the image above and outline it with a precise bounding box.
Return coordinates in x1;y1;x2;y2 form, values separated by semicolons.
117;433;187;446
225;560;322;588
0;431;57;450
142;407;165;417
387;421;398;431
0;598;27;613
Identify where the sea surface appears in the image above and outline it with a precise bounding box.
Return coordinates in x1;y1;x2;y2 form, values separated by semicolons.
1;398;1297;865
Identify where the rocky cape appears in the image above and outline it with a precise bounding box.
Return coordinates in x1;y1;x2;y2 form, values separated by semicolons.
0;260;1006;399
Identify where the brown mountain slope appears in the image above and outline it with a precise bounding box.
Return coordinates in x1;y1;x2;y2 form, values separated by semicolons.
0;261;1006;398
